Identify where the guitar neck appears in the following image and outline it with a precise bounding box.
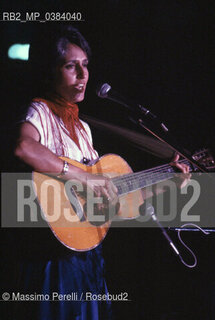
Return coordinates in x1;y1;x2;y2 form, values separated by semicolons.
112;159;193;196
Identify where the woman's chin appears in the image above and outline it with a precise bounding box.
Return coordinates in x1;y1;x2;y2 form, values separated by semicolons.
63;92;85;104
72;92;85;103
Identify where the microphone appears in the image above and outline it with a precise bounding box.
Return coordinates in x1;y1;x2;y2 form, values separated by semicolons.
96;83;168;131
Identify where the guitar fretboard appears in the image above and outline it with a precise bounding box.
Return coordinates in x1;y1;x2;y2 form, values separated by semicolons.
112;159;192;196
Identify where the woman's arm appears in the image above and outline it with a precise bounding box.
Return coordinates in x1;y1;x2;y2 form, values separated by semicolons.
15;122;65;174
15;122;118;201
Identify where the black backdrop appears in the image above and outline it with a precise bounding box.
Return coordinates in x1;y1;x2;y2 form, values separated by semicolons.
1;1;215;319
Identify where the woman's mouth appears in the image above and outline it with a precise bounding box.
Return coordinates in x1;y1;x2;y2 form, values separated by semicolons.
74;84;85;91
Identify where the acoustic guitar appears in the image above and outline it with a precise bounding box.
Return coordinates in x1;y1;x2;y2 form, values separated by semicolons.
33;150;214;251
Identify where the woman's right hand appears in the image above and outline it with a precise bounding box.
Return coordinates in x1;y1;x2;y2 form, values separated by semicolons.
76;171;119;206
68;170;119;222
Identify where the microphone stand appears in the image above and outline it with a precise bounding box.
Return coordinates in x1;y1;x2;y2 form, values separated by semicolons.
125;105;209;173
140;202;181;258
97;82;210;171
103;90;208;171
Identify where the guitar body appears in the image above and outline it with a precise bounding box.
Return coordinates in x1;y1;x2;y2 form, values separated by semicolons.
33;154;143;251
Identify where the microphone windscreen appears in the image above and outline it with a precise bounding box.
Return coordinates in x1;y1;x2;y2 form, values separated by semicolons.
96;83;111;98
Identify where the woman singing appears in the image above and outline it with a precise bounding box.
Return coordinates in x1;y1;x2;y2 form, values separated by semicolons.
14;24;189;320
14;25;116;320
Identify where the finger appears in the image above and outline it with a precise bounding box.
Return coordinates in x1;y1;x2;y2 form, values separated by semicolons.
100;187;110;201
106;183;116;198
184;165;190;173
174;162;190;174
108;181;119;203
172;153;180;162
180;178;189;189
174;163;186;173
93;186;101;198
177;172;191;188
111;182;118;194
179;163;190;173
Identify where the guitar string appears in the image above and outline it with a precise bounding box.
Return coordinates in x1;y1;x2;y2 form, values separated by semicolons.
112;159;192;194
112;159;191;182
112;166;187;190
112;159;191;183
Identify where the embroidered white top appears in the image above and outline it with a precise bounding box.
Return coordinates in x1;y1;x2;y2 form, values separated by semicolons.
25;101;98;162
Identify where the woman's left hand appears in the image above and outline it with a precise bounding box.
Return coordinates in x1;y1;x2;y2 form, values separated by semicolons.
170;153;191;188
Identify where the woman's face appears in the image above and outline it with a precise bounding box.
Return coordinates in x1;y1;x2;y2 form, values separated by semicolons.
55;43;89;103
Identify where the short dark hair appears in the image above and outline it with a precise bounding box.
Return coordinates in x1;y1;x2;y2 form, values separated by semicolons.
55;25;91;61
29;25;91;95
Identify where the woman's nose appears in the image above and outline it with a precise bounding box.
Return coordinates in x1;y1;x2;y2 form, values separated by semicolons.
76;65;86;79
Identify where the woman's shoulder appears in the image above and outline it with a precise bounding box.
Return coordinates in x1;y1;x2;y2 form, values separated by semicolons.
24;99;55;126
25;99;54;120
28;99;50;113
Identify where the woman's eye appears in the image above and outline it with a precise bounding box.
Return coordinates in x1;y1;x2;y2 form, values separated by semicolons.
65;64;75;69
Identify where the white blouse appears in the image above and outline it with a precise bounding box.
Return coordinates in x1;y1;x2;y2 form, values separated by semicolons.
25;101;98;162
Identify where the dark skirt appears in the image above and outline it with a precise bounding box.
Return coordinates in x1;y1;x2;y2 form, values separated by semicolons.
10;244;112;320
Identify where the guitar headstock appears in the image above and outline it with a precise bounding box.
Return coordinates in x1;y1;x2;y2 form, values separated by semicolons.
192;148;215;171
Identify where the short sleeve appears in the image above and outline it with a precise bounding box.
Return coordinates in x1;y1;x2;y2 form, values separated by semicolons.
24;102;52;147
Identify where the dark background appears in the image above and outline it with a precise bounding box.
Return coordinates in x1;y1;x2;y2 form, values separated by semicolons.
1;0;215;319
